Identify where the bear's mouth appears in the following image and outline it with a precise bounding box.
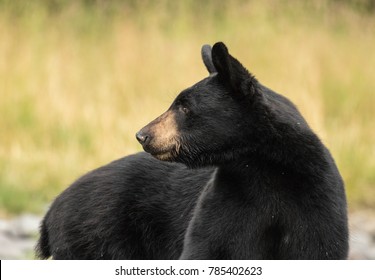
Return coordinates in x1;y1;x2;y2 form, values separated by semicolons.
149;143;180;161
143;140;180;162
151;150;174;161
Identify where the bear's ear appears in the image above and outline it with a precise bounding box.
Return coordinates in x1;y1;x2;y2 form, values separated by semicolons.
211;42;232;79
212;42;256;99
201;44;216;74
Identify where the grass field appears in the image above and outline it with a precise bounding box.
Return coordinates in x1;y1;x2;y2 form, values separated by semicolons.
0;0;374;216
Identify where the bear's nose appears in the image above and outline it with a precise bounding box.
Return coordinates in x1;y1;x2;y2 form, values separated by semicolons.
136;131;150;145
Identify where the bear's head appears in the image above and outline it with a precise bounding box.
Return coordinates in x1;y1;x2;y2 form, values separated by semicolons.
136;42;264;168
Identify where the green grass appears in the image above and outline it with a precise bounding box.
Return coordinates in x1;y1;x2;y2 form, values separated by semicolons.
0;0;374;216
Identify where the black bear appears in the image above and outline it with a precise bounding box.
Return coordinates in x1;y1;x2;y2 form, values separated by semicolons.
36;42;348;260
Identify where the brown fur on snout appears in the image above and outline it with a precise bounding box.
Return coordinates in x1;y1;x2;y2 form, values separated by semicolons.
142;110;180;160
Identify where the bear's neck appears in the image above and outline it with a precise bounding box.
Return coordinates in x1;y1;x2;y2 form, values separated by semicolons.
215;136;331;188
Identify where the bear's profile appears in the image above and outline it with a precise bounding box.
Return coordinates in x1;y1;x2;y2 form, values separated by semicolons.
36;42;348;259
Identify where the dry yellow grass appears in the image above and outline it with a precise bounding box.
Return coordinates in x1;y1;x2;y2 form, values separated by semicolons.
0;1;374;216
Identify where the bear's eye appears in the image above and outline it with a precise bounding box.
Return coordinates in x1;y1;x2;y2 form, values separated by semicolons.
179;106;189;114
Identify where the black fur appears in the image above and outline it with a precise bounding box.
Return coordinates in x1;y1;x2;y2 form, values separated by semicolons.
36;42;348;259
36;153;213;259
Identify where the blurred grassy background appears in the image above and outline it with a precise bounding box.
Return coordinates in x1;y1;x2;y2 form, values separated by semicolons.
0;0;374;217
